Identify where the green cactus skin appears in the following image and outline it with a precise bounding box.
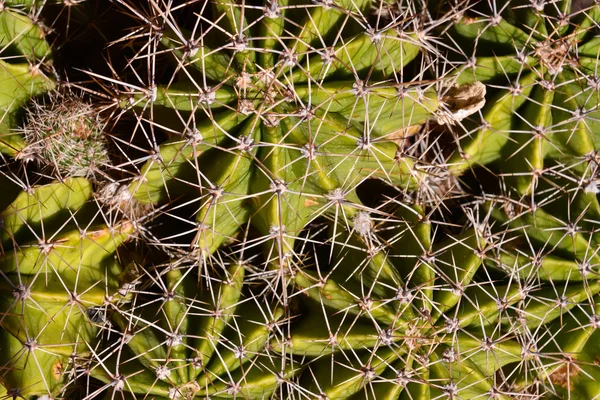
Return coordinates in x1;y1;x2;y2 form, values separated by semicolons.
4;1;600;400
113;0;441;274
480;191;600;399
0;3;55;156
89;263;296;399
432;4;600;396
445;1;600;196
273;199;600;399
0;178;133;399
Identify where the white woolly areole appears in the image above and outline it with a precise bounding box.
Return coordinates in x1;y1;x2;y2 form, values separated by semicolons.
155;365;171;380
585;181;599;194
354;212;373;236
198;88;216;105
169;387;182;399
112;376;125;391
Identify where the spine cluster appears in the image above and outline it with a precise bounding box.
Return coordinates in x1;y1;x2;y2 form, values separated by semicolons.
0;0;599;399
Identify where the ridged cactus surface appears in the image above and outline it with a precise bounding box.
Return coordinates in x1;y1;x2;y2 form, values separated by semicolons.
0;0;599;399
278;198;600;399
447;1;600;196
0;0;55;156
114;0;443;272
91;263;295;399
0;178;133;398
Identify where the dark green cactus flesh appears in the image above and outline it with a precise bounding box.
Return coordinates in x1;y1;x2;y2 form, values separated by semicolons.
448;1;600;195
0;4;55;156
281;199;600;399
1;0;600;399
118;0;440;270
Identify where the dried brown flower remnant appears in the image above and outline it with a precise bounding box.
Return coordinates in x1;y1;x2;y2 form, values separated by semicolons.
436;82;486;126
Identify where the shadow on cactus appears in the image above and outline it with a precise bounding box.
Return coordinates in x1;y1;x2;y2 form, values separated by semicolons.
94;0;457;279
86;259;297;399
474;177;600;399
442;0;600;197
0;177;133;399
273;197;600;399
0;1;56;156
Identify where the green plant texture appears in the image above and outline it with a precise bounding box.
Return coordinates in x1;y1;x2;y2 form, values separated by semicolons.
447;1;600;196
0;0;599;399
114;0;444;277
0;178;133;398
0;2;55;156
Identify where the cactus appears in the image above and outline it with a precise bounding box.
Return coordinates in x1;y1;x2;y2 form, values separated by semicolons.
0;1;55;156
428;4;600;395
88;261;296;399
275;202;498;398
445;1;600;196
477;192;600;399
1;0;600;399
17;93;111;179
0;178;133;398
105;0;448;276
275;196;600;399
